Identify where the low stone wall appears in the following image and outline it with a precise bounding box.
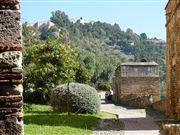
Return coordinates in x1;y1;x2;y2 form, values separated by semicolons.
120;95;151;108
152;99;166;112
162;124;180;135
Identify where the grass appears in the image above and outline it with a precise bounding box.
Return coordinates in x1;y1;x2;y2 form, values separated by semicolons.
24;104;115;135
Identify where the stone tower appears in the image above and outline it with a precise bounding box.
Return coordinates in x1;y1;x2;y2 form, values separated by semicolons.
112;62;160;108
165;0;180;119
0;0;23;134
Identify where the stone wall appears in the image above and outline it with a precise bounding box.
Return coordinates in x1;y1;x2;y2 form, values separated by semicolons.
121;65;159;77
151;99;166;112
120;95;152;108
162;124;180;135
165;0;180;119
112;66;121;103
121;77;160;102
0;0;23;134
112;62;160;108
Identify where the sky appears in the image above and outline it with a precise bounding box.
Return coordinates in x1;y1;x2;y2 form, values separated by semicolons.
21;0;168;40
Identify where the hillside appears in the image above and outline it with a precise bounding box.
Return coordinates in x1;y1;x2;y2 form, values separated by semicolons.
22;10;166;103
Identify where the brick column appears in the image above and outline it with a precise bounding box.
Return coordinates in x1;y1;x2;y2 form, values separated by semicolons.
0;0;23;134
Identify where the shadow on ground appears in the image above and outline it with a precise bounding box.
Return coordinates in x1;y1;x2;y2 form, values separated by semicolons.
25;112;101;130
100;98;165;133
103;98;165;119
25;111;125;131
95;118;124;131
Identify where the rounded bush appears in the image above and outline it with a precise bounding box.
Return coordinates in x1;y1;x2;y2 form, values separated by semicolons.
50;83;100;114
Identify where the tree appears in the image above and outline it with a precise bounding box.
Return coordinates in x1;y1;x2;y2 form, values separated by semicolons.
140;33;147;40
39;25;60;40
50;10;70;28
23;9;166;96
126;28;133;33
22;23;41;46
23;38;78;103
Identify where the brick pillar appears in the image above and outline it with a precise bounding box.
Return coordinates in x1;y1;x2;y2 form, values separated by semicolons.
0;0;23;134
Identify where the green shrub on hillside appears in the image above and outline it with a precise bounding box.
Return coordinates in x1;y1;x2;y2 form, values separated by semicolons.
50;83;100;114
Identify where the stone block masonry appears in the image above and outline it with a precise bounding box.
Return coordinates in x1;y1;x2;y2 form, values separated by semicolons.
112;62;160;108
0;0;23;134
165;0;180;119
0;0;20;10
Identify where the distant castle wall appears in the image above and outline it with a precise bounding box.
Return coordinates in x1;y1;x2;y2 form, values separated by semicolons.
165;0;180;119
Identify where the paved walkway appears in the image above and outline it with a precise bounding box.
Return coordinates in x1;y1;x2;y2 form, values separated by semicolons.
94;92;164;135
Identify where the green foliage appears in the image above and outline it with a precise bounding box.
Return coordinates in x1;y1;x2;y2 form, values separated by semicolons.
140;33;148;40
75;52;96;83
75;65;92;83
24;103;52;113
50;83;100;114
23;39;78;104
22;23;42;46
23;9;166;104
51;10;70;28
39;25;60;40
97;82;111;91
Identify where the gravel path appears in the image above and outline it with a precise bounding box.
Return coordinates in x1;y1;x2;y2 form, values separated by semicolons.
93;92;164;135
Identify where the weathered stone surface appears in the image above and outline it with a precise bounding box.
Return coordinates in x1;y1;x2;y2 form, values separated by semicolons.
0;0;19;4
0;117;22;135
0;79;23;85
166;0;180;119
0;95;23;102
0;74;22;80
0;43;22;52
0;85;23;96
0;0;20;10
151;98;166;112
0;3;20;10
162;124;180;135
121;62;159;77
0;108;23;120
0;118;23;135
0;0;23;134
0;108;21;114
0;101;23;108
6;112;23;121
0;68;22;74
0;121;5;134
0;51;22;68
120;95;152;108
121;77;160;102
0;10;21;45
5;117;23;135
